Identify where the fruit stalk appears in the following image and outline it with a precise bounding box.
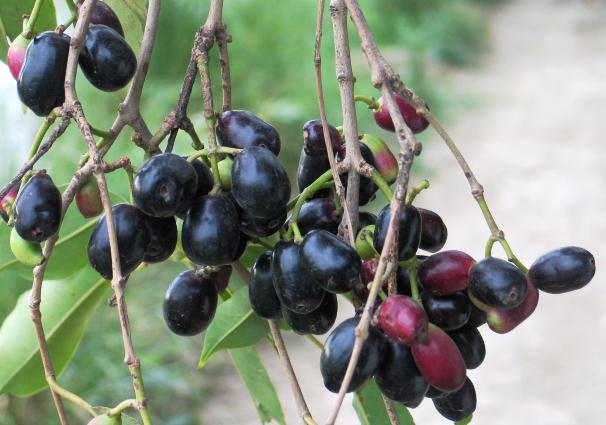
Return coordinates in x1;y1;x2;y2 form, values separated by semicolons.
21;0;47;38
371;169;394;200
47;378;97;417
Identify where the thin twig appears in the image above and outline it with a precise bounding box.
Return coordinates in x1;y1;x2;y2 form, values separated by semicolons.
382;396;402;425
216;24;232;111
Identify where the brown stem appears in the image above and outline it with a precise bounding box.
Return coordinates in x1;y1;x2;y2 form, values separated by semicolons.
382;396;402;425
330;0;361;240
216;24;232;111
233;263;317;425
314;0;354;245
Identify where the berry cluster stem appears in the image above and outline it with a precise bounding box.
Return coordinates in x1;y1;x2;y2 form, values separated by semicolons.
22;0;47;38
371;169;394;200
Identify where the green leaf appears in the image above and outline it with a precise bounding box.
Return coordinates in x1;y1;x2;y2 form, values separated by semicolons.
0;0;57;61
0;268;110;396
199;286;268;368
353;380;415;425
105;0;147;54
239;243;267;268
228;347;286;425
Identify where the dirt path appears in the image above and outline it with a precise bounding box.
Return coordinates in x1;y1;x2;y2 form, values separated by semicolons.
203;1;606;423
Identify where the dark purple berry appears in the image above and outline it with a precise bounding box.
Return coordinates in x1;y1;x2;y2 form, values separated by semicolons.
302;119;343;156
14;173;62;243
373;204;421;261
283;292;337;335
421;291;471;331
468;257;528;310
249;252;282;320
447;326;486;369
432;377;476;421
77;0;124;36
418;207;448;253
144;216;177;263
217;110;281;155
528;246;595;294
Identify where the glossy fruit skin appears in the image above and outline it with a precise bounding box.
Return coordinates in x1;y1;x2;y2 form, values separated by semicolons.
76;176;103;218
217;110;281;155
272;240;325;314
487;280;539;333
232;232;248;262
338;143;378;206
143;216;177;263
284;292;337;335
240;205;286;238
469;257;528;309
411;324;467;392
7;34;29;80
79;24;136;91
297;150;331;197
87;204;151;279
303;119;343;156
397;267;413;296
360;134;398;184
528;246;596;294
375;338;429;407
417;207;448;253
0;182;20;222
357;211;377;232
14;173;62;243
232;147;291;218
249;252;282;319
77;0;124;36
373;95;429;134
320;317;383;393
133;153;198;218
422;291;471;331
301;230;362;293
182;194;240;266
290;198;341;236
432;377;477;421
163;270;218;336
447;326;486;369
425;385;447;399
211;265;232;293
378;295;429;346
190;158;214;198
373;204;421;261
418;250;475;295
10;228;43;266
360;259;378;287
17;31;70;116
466;301;487;328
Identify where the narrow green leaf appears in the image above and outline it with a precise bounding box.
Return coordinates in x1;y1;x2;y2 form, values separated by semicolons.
239;243;267;268
228;347;286;425
0;0;57;61
199;286;268;368
353;380;415;425
0;268;110;396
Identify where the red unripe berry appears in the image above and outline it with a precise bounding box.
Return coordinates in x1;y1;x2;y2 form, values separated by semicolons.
373;95;429;134
0;182;20;222
7;35;29;80
377;295;428;346
418;250;476;295
487;279;539;334
76;177;103;218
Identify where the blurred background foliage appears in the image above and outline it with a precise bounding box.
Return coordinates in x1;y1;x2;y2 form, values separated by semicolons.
0;0;505;423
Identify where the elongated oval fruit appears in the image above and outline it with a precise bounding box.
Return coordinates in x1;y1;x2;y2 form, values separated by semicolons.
18;31;70;116
300;230;362;293
217;110;281;155
249;252;282;319
79;24;136;91
239;205;286;238
182;194;240;266
467;301;487;328
297;150;330;197
338;143;378;206
288;198;341;236
10;228;43;266
418;250;475;295
163;270;218;336
133;153;198;217
447;326;486;369
7;34;29;80
303;119;343;156
378;295;428;346
191;158;214;198
144;216;177;263
373;95;429;134
376;337;429;407
487;280;539;334
0;182;21;222
418;207;448;253
355;225;376;260
76;176;103;218
77;0;124;36
210;265;232;293
14;173;62;243
373;204;421;261
433;377;477;421
272;240;325;314
422;291;471;331
360;133;398;184
87;203;151;279
468;257;528;310
320;317;383;393
232;147;291;218
283;292;337;335
528;246;595;294
411;324;467;392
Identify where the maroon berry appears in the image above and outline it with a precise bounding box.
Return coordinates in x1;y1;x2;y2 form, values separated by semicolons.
418;250;475;295
0;182;20;222
361;258;378;287
418;207;448;253
411;324;467;392
76;176;103;218
377;295;429;346
373;95;429;134
77;0;124;36
487;280;539;334
303;119;343;156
